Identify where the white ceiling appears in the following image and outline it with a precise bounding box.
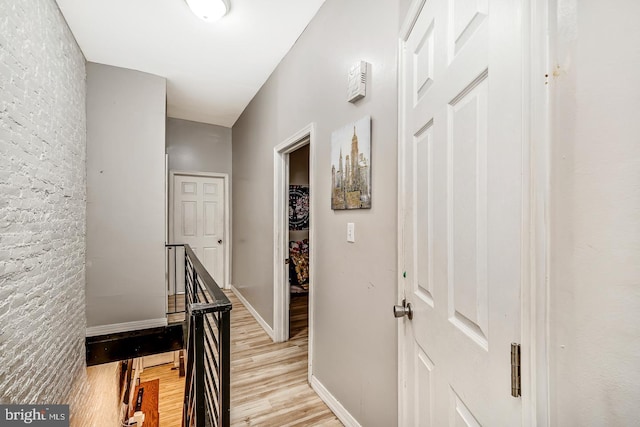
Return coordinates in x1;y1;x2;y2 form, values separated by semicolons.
56;0;326;127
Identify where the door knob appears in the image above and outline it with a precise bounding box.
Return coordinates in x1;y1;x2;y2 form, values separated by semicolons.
393;299;413;320
218;239;223;244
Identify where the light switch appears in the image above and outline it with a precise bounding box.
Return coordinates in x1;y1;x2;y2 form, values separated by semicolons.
347;222;355;243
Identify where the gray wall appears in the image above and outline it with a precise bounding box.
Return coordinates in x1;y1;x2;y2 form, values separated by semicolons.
166;117;232;174
86;63;167;329
0;0;89;412
232;0;399;425
549;0;640;424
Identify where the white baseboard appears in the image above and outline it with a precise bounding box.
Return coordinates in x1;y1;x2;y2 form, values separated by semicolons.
86;317;168;337
230;284;275;340
310;375;361;427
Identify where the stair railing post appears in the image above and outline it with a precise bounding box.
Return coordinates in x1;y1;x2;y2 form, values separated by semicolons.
183;312;195;427
220;310;231;427
194;313;205;427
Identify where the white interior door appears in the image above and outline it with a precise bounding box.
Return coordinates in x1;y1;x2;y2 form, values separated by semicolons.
173;174;225;289
399;0;525;425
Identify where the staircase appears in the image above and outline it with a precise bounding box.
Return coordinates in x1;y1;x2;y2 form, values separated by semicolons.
85;244;232;427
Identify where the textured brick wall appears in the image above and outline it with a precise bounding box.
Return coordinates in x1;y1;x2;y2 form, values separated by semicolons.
72;363;121;427
0;0;87;412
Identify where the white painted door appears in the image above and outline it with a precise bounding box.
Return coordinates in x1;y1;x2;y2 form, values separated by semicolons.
399;0;524;425
173;174;225;289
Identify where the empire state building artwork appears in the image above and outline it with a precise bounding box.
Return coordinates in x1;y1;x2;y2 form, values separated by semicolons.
331;116;371;209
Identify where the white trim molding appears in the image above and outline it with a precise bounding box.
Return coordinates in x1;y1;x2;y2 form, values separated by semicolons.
397;3;425;426
396;34;409;427
230;285;275;341
86;317;168;337
521;0;551;424
310;375;362;427
168;170;232;290
272;122;316;383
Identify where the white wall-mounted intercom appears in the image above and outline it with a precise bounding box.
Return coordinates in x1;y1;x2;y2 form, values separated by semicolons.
347;60;368;103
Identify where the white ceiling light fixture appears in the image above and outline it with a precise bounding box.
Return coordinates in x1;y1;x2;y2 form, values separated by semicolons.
186;0;230;22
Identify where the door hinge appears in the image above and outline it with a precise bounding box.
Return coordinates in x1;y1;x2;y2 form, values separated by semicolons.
511;343;521;398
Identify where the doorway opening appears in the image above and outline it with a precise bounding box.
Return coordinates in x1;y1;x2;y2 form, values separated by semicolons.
287;144;310;341
273;123;315;381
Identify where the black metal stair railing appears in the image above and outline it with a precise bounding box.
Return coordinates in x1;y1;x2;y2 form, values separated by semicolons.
167;244;232;427
166;243;186;320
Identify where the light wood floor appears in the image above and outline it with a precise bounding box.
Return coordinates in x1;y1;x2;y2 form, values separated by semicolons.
140;362;185;427
141;291;342;427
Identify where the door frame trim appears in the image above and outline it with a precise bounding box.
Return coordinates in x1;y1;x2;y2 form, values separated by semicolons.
521;0;551;424
169;170;231;290
397;7;414;426
273;122;315;381
396;0;550;425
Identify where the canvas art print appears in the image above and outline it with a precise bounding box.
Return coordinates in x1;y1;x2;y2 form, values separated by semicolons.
331;116;371;209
